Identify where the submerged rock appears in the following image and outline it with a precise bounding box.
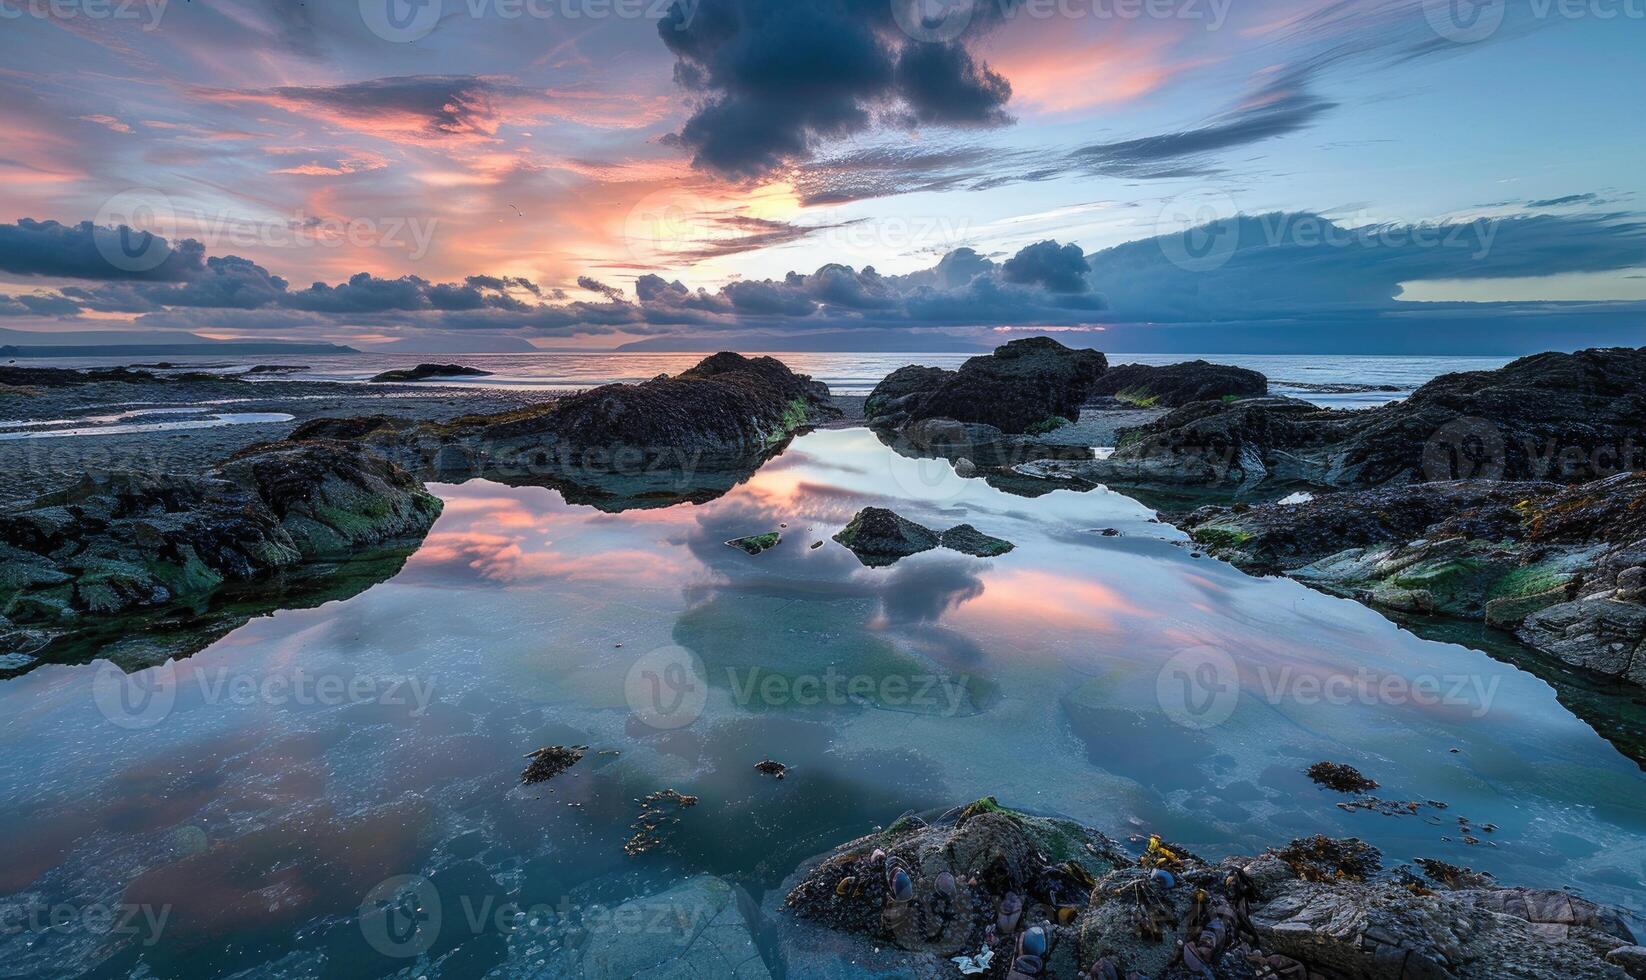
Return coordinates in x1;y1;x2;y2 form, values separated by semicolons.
520;745;587;784
726;532;781;555
1184;473;1646;688
865;338;1107;434
367;362;493;383
782;799;1639;979
1088;359;1267;408
754;759;788;779
833;508;941;567
1306;761;1379;794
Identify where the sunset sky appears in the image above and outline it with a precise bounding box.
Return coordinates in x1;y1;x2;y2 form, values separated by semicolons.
0;0;1642;351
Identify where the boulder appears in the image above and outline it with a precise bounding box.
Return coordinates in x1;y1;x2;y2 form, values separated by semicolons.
864;338;1106;434
1088;359;1267;408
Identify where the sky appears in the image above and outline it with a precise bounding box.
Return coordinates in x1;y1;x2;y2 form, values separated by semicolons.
0;0;1642;353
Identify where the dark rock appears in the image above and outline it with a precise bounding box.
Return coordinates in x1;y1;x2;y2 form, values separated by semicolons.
1039;346;1646;493
521;745;586;784
784;799;1638;979
368;363;494;383
243;364;308;375
1088;359;1267;408
288;414;413;442
833;508;940;567
882;418;1094;469
865;338;1107;434
754;759;788;779
939;524;1015;558
1306;761;1379;794
300;352;840;511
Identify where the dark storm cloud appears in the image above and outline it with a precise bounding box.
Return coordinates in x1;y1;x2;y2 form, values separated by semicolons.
1528;194;1601;208
1001;240;1090;293
0;219;204;282
657;0;1012;179
208;75;510;138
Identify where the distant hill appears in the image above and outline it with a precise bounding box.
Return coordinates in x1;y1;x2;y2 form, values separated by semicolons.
0;327;356;358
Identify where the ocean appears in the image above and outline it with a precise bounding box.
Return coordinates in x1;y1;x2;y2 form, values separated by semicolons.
26;351;1518;408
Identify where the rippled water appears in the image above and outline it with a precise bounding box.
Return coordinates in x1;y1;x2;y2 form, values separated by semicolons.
0;408;294;440
1;428;1642;977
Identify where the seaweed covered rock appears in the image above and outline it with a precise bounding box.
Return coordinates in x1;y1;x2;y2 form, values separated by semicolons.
784;803;1638;979
309;352;840;509
833;508;940;567
833;509;1017;567
784;798;1126;963
1034;346;1646;494
0;440;441;649
1089;360;1268;408
1183;473;1646;686
865;338;1107;434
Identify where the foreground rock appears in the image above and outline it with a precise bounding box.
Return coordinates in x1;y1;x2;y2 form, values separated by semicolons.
1185;473;1646;686
1031;347;1646;495
781;798;1638;979
0;440;441;672
865;338;1107;434
833;508;1014;567
1088;360;1267;408
367;362;493;383
300;352;840;510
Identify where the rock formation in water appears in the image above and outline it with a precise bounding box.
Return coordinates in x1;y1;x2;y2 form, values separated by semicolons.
833;508;1015;567
1088;360;1268;408
1032;347;1646;494
1184;472;1646;687
780;797;1640;979
0;440;441;673
297;352;841;510
865;337;1107;434
367;362;494;382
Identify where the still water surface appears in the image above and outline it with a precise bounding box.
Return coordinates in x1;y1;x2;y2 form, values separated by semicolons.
1;428;1641;977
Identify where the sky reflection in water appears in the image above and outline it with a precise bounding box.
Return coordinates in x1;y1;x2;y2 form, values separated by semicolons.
0;428;1643;977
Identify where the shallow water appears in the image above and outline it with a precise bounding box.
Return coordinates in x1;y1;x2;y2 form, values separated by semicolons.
1;428;1642;977
0;408;294;440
